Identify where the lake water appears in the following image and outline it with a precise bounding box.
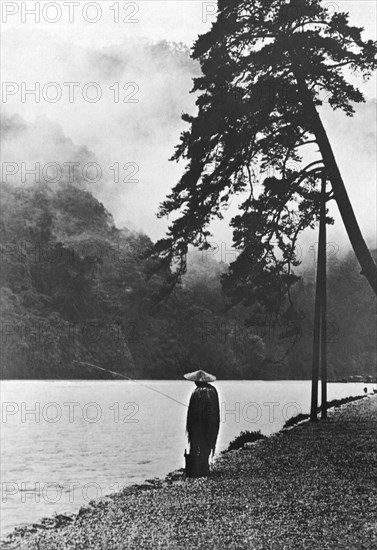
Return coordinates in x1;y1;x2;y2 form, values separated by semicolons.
0;380;369;537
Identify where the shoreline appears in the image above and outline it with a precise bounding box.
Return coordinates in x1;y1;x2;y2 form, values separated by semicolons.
2;393;376;549
1;393;368;541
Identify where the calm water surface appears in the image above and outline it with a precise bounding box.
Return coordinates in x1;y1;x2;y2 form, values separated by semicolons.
0;380;369;536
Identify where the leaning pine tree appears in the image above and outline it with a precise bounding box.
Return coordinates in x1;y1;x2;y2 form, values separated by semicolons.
155;0;377;304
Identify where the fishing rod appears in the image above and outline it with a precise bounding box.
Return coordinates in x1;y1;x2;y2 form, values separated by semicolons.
73;360;188;408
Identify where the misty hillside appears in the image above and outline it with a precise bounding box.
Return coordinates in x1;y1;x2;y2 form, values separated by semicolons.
1;182;376;380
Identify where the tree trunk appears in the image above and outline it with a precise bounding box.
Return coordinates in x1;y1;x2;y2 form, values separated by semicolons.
293;71;377;295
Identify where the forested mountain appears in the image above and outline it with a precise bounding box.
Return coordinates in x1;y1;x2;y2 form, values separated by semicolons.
1;183;375;380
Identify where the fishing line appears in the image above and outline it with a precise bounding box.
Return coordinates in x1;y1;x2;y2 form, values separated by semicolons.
73;360;188;408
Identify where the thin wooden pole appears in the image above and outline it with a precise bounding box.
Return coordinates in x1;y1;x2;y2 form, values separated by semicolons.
320;177;327;419
310;231;322;421
310;177;328;422
310;272;321;421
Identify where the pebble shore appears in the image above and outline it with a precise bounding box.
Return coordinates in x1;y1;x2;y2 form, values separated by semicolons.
2;395;377;550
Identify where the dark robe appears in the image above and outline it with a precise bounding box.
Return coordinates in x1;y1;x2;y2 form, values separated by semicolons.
186;383;220;461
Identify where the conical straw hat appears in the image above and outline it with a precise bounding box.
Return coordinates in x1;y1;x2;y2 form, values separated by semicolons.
183;369;216;382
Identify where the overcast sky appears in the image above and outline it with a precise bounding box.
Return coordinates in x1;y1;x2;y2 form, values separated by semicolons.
2;0;376;265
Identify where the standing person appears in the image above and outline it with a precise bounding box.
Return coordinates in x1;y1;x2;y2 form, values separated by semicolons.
184;370;220;477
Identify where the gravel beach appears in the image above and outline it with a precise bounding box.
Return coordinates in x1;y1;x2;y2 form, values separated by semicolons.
2;395;377;550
